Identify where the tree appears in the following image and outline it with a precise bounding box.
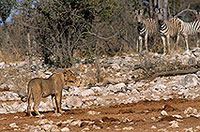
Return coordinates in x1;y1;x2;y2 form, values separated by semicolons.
0;0;16;25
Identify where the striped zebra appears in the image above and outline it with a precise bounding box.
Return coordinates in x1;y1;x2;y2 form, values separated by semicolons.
135;9;157;53
155;8;182;54
180;11;200;50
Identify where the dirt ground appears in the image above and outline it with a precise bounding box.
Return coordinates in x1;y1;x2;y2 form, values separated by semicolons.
1;97;200;132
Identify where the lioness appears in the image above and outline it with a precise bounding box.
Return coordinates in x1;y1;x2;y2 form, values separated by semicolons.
21;70;76;117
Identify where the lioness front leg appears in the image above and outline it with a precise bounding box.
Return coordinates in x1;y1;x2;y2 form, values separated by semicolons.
52;95;58;114
51;95;62;117
56;92;64;113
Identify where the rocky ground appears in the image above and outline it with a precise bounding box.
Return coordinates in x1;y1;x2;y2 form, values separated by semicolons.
1;98;200;132
1;49;200;131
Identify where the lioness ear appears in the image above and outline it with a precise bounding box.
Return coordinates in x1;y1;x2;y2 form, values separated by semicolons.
62;69;67;75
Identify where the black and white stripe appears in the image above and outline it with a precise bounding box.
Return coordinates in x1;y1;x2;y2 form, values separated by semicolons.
135;10;157;53
180;17;200;50
156;8;182;54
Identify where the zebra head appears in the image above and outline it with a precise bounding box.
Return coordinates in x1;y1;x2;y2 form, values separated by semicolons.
135;9;144;26
155;8;165;24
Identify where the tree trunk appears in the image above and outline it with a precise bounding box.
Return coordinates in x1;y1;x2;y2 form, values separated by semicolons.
154;0;157;7
157;0;168;19
27;32;32;72
149;0;153;17
163;0;168;19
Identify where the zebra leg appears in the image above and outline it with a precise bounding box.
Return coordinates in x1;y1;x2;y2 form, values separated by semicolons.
184;35;189;51
197;33;200;48
144;34;148;52
139;36;143;52
167;34;170;54
137;38;139;52
176;33;180;50
161;36;166;54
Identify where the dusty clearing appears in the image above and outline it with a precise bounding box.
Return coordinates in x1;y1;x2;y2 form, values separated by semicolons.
1;97;200;132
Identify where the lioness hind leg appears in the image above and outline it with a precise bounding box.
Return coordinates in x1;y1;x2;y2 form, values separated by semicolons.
27;94;32;116
52;95;58;114
33;98;41;116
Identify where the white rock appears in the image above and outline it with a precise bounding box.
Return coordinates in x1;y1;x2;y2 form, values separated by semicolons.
184;128;194;132
9;123;18;128
61;127;70;132
24;124;41;132
158;128;168;132
169;120;179;128
0;83;8;89
41;124;52;131
12;102;20;110
62;120;73;125
123;126;134;130
81;89;95;96
196;71;200;78
91;87;102;93
70;120;82;126
161;110;168;116
81;127;90;131
194;113;200;118
151;117;156;121
17;61;27;68
0;91;20;101
184;107;198;117
87;111;100;115
107;83;127;93
180;74;199;88
37;119;49;125
93;125;101;129
16;103;27;113
1;103;13;112
69;86;82;96
51;126;60;132
38;100;54;112
0;108;7;114
135;81;146;88
196;126;200;130
0;62;5;69
151;125;157;129
172;115;183;119
65;96;83;108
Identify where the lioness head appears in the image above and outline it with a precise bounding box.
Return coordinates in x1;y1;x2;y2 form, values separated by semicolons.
63;69;76;83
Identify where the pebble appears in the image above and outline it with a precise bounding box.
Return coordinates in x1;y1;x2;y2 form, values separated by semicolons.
161;110;168;116
169;120;179;128
61;127;70;132
123;126;134;130
9;123;18;128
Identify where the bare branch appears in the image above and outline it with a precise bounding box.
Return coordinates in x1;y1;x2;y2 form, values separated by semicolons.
87;32;118;41
174;8;197;18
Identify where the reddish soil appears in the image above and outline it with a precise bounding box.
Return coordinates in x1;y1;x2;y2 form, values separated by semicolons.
1;97;200;132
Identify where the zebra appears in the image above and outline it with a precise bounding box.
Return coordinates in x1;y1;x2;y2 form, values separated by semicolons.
135;9;157;53
155;8;182;54
180;11;200;50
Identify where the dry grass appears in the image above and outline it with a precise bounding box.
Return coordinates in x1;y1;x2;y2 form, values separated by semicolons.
0;49;24;63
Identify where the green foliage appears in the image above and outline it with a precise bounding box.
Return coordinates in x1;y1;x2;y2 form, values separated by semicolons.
4;0;200;67
12;0;119;67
